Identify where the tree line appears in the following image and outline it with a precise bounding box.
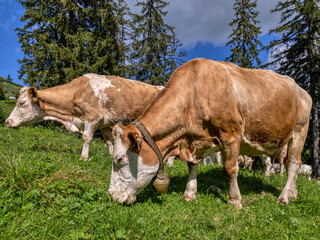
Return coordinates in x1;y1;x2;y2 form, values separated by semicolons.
16;0;319;177
16;0;186;87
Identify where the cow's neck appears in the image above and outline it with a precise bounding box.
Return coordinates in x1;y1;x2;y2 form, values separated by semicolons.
37;85;76;123
139;88;192;156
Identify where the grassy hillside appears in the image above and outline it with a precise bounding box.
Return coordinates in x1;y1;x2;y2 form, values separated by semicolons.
0;99;16;119
0;77;22;98
0;126;319;239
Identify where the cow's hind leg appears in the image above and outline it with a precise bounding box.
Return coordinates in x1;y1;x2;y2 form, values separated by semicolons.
221;132;242;209
183;162;198;201
277;123;308;205
81;122;99;160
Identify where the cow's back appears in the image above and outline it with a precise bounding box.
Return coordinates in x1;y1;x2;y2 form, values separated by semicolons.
83;74;161;125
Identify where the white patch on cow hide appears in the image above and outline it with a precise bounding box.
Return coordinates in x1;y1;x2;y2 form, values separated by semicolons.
109;124;159;204
5;89;44;128
112;125;128;161
102;107;120;125
85;73;115;105
43;116;81;133
117;88;121;92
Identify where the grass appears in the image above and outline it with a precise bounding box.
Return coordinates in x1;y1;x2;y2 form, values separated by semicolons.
0;79;22;98
0;125;320;239
0;99;17;119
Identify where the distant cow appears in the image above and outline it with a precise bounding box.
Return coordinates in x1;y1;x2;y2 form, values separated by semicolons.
108;59;312;209
238;155;254;170
5;74;163;159
270;163;312;180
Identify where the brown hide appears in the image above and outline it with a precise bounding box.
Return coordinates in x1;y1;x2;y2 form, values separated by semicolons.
36;75;161;129
38;77;101;123
129;58;311;164
7;74;163;159
111;58;312;208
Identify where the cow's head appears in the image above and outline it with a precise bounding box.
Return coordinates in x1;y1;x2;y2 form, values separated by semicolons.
5;87;43;128
108;123;161;205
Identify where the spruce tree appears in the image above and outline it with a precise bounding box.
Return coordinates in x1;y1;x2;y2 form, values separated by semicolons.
16;0;120;87
6;75;12;83
166;31;187;76
131;0;183;85
267;0;320;177
225;0;262;68
114;0;133;78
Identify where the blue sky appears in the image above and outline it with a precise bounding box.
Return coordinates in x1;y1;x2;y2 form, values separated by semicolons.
0;0;281;86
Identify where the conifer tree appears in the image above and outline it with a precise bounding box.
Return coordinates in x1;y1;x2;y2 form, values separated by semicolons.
225;0;262;68
166;31;187;76
6;75;12;83
16;0;120;87
114;0;133;78
267;0;320;177
131;0;184;85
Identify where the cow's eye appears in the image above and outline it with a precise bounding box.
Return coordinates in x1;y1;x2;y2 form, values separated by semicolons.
19;101;25;106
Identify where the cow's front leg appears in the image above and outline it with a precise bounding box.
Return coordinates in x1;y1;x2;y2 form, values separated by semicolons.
183;162;198;201
81;122;98;160
100;127;113;155
221;133;242;209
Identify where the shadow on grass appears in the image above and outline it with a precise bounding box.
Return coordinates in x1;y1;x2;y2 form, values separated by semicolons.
137;167;282;205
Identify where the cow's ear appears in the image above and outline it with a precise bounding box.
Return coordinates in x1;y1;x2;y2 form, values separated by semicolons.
27;87;38;102
128;131;142;153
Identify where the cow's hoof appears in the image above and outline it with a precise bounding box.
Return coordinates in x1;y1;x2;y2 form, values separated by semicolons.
183;191;196;201
228;199;242;209
277;188;298;205
291;188;298;199
277;195;289;205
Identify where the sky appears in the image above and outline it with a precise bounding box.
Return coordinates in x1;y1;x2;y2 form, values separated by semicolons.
0;0;281;86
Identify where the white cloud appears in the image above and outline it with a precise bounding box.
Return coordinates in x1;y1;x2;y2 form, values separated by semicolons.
126;0;281;48
266;43;294;72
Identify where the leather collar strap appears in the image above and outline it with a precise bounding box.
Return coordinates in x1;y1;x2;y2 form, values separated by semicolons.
132;119;166;180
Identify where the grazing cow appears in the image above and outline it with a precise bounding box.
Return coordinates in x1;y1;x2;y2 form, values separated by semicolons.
270;163;312;180
238;155;254;170
239;145;287;175
109;58;312;209
266;157;286;176
298;164;313;179
5;74;163;159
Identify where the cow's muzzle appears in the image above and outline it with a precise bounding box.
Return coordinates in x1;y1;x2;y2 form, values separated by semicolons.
108;189;136;205
5;119;19;129
5;119;11;127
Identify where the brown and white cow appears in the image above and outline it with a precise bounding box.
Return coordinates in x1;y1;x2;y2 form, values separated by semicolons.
108;58;312;209
5;74;164;159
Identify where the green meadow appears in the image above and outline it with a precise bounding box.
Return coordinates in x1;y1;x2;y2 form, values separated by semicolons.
0;125;319;239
